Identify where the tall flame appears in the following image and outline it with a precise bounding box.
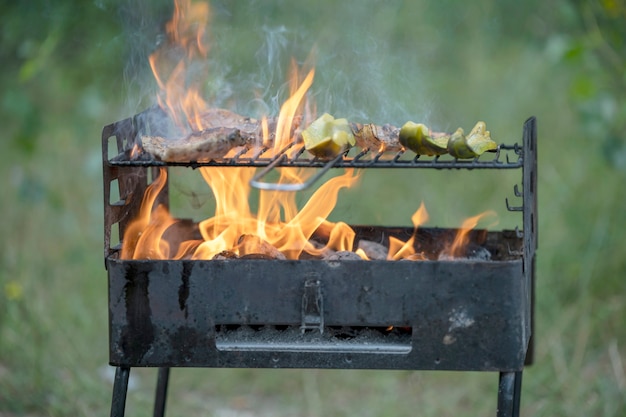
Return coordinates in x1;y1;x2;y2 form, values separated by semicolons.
122;0;498;262
193;167;360;260
120;168;170;260
121;166;361;260
273;60;315;154
149;0;211;131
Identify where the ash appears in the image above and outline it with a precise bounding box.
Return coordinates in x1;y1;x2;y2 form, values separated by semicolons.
438;245;492;261
215;325;412;353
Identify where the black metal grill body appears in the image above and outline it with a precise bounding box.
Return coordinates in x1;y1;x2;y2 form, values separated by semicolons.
102;108;537;417
107;231;527;371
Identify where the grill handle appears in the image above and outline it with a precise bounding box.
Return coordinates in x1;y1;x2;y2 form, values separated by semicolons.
249;152;344;191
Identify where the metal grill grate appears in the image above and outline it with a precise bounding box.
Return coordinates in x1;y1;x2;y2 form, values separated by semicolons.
109;141;523;170
105;106;524;191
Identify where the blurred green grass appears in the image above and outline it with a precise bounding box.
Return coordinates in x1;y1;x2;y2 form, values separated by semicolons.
1;0;625;416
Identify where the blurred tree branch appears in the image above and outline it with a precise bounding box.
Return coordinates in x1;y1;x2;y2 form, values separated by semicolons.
563;0;626;169
581;0;625;87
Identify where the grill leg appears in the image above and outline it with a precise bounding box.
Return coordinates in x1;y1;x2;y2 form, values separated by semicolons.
497;371;523;417
110;366;131;417
153;367;171;417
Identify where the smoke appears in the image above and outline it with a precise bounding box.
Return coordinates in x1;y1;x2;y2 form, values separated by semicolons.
220;25;294;117
117;0;433;126
232;1;433;126
117;0;173;116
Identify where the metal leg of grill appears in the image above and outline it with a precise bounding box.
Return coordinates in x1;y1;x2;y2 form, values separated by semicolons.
153;367;171;417
110;366;130;417
497;371;523;417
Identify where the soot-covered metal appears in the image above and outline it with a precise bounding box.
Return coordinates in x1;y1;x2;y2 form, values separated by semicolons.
102;109;537;417
108;252;528;370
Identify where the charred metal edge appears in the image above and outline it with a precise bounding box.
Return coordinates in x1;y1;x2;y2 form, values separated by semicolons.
522;116;537;366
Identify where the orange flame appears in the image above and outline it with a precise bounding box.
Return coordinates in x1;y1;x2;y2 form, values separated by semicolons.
149;0;211;131
130;39;361;261
121;0;498;262
121;168;171;259
122;166;361;260
446;211;497;258
388;202;429;260
273;60;315;154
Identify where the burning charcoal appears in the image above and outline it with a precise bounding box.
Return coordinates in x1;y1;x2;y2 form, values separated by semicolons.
323;251;362;261
302;239;337;259
438;252;454;261
307;238;327;251
357;240;388;260
400;252;428;261
438;244;492;261
162;221;202;257
240;254;280;260
213;250;238;260
465;245;492;261
237;234;287;260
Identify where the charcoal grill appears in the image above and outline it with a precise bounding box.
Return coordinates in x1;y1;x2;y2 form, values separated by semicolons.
102;108;537;417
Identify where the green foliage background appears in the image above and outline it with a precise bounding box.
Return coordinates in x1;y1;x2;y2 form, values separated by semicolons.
1;0;625;416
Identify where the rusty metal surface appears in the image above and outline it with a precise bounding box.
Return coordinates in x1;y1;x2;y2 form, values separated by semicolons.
107;243;528;371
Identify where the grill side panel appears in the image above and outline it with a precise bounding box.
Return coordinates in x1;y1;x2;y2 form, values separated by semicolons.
108;257;527;371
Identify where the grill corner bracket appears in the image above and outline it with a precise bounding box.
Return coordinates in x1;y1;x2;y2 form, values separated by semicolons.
301;279;324;334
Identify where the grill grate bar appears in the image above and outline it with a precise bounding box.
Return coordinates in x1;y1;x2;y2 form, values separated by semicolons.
108;142;523;171
108;141;523;191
